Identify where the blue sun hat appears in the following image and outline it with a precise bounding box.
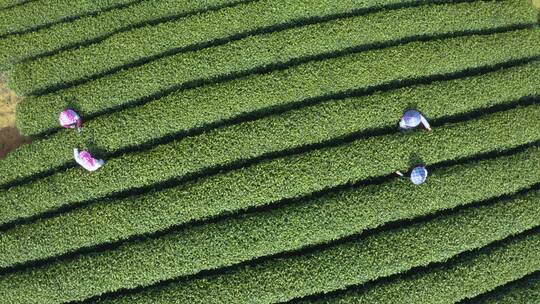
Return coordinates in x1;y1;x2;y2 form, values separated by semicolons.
410;166;428;185
399;109;432;131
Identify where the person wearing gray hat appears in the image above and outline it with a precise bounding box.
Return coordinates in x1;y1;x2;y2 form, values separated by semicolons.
399;109;432;131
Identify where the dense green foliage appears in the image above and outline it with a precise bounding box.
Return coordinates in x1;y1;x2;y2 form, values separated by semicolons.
305;229;540;304
0;145;537;270
0;56;540;183
0;0;245;68
2;181;539;303
86;190;540;304
0;0;25;10
470;272;540;304
14;0;537;135
1;103;538;227
0;1;539;303
0;0;29;10
9;0;427;95
2;31;537;192
0;0;136;37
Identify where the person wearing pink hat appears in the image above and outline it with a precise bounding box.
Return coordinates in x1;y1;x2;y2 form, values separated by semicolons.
73;148;105;172
59;109;82;131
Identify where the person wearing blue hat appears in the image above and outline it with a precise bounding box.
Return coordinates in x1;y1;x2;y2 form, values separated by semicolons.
399;109;432;131
396;165;428;185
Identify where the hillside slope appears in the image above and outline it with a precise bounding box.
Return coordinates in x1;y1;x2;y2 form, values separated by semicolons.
0;1;539;303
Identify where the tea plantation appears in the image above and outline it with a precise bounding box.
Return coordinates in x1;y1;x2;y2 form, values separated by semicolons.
0;0;539;303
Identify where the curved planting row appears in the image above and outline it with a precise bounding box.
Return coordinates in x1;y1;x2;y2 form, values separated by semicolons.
4;186;534;304
0;0;247;69
0;0;138;38
7;0;417;95
1;60;540;261
0;0;32;10
302;227;540;304
0;144;538;274
4;29;540;188
0;103;538;239
13;0;538;96
0;1;538;303
74;29;540;151
469;272;540;304
14;0;537;135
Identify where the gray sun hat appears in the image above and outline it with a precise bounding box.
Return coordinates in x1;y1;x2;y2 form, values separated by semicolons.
399;109;431;130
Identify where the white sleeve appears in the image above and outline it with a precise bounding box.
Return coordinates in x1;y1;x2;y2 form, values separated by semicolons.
73;148;87;170
420;115;431;130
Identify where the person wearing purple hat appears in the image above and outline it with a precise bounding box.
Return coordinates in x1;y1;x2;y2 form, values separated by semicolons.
396;165;428;185
399;109;431;131
73;148;105;172
59;109;82;131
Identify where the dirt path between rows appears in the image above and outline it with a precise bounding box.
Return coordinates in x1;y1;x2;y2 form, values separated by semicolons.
0;77;30;159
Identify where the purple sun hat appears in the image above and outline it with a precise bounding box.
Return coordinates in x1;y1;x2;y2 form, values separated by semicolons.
59;109;82;131
73;148;105;172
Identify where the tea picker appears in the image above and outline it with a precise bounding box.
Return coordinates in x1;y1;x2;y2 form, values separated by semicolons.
59;109;106;171
395;109;431;184
73;148;105;172
396;165;428;185
399;109;431;131
59;109;82;131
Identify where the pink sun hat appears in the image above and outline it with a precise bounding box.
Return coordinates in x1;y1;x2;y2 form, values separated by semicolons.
73;148;105;172
59;109;82;131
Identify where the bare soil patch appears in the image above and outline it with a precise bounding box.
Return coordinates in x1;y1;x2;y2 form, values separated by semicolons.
0;77;30;159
